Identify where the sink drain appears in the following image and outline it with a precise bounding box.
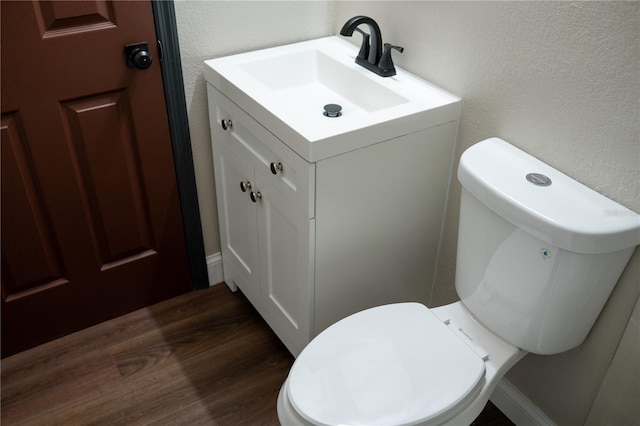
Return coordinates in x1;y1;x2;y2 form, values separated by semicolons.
323;104;342;118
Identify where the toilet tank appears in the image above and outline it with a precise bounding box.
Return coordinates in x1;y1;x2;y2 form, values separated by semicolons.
455;138;640;355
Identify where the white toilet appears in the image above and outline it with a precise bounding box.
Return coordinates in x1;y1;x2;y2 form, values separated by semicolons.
277;138;640;426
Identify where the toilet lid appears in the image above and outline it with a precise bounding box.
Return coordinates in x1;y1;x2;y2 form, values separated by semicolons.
288;303;486;426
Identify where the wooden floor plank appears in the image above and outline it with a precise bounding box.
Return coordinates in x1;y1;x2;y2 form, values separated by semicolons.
2;341;118;421
1;284;512;425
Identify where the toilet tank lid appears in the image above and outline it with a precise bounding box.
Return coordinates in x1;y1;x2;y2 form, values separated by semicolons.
458;138;640;254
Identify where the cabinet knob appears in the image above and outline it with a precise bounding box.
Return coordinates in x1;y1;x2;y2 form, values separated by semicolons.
270;162;283;175
240;181;251;192
221;119;233;130
250;191;262;202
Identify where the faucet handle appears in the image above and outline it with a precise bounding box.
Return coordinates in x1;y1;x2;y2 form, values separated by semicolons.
354;27;370;61
379;43;404;75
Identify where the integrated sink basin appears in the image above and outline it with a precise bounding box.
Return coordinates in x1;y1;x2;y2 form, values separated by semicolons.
204;36;461;162
240;50;408;115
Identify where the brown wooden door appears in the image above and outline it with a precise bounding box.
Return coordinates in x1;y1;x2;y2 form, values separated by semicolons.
1;0;192;357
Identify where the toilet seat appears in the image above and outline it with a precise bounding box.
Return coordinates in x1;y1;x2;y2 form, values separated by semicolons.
287;303;487;426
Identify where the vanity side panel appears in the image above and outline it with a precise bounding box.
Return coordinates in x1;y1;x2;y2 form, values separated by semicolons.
314;122;457;335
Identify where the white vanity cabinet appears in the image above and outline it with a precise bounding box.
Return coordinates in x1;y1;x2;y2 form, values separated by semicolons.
205;38;461;357
209;86;315;356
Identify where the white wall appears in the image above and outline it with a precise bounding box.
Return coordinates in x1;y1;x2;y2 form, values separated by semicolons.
587;292;640;425
175;1;639;424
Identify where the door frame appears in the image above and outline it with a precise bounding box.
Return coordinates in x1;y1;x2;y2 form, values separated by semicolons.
152;0;208;290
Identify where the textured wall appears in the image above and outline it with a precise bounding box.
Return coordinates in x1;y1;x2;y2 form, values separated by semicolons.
334;1;639;424
174;0;333;255
587;290;640;425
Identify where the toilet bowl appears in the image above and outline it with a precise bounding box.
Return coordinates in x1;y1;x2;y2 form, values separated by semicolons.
278;302;527;425
277;138;640;426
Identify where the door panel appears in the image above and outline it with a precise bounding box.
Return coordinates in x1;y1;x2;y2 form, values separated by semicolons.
1;0;191;357
36;1;116;37
38;1;113;27
1;113;68;296
61;90;155;267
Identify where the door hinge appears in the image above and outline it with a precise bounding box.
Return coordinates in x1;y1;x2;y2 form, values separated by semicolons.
157;39;164;63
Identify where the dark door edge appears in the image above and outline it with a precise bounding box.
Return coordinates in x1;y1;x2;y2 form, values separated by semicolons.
152;0;208;290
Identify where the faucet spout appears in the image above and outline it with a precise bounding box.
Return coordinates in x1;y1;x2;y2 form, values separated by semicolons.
339;15;383;66
339;15;402;77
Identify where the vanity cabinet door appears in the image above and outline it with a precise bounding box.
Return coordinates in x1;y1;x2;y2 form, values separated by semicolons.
255;173;314;355
212;138;260;302
210;88;315;356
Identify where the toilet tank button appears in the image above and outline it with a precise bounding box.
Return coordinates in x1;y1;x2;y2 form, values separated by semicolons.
526;173;552;186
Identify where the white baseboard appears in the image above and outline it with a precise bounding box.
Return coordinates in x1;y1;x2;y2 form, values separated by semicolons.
491;379;554;426
206;252;224;287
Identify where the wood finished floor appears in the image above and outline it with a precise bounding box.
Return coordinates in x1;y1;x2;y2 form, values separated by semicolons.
1;284;513;425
